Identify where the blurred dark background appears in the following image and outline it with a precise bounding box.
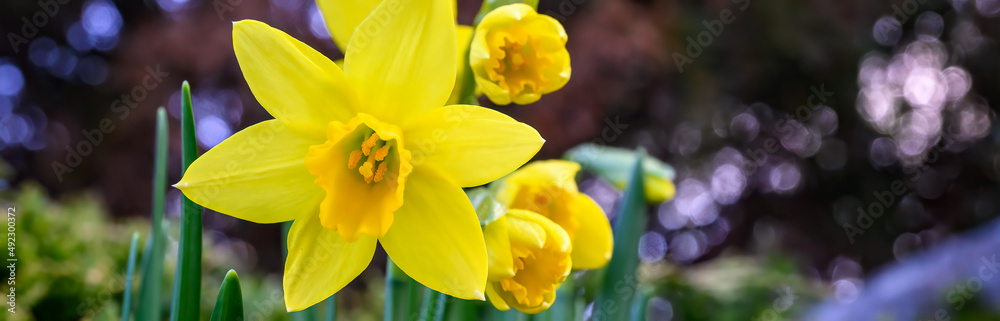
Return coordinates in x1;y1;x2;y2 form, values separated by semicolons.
2;0;1000;317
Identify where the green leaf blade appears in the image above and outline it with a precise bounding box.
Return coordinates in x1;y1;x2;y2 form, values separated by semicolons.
136;107;169;321
170;81;204;321
210;269;245;321
121;232;140;321
594;150;648;321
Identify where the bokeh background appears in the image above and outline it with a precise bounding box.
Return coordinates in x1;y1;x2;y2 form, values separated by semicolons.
3;0;1000;319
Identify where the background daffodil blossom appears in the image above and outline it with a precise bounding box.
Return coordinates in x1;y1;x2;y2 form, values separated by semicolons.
470;4;571;105
174;0;543;312
493;160;612;270
483;209;572;314
317;0;474;105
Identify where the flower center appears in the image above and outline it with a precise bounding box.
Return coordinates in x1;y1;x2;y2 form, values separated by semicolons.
487;35;552;97
347;132;392;184
499;245;569;307
303;114;413;241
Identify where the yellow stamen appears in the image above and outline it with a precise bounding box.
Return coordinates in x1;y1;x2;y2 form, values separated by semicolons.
510;53;524;70
374;162;387;183
347;150;363;169
361;133;380;156
359;160;374;181
374;145;390;161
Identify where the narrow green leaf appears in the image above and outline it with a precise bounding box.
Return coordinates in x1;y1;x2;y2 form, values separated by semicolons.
136;107;169;321
406;278;422;321
473;0;540;25
324;295;336;321
384;258;411;321
209;270;245;321
170;80;204;321
431;290;447;321
627;286;651;321
445;297;480;321
121;232;140;321
419;287;448;321
594;150;648;321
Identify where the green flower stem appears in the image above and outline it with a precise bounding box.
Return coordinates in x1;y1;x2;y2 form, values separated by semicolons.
324;295;337;321
384;258;412;321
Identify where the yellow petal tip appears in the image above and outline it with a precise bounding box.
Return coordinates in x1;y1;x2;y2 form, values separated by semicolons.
474;289;485;301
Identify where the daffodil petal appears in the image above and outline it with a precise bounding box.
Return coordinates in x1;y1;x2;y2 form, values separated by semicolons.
284;212;377;311
504;209;547;250
485;216;515;281
234;20;359;138
486;283;511;311
402;105;544;187
446;25;475;106
379;166;487;300
176;120;323;224
316;0;381;50
501;160;580;193
567;193;612;269
343;0;456;124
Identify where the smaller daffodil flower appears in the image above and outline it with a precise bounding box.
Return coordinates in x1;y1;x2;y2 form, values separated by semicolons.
470;4;571;105
484;209;572;314
493;160;612;270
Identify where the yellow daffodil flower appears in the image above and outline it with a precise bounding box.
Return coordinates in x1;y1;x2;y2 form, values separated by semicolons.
317;0;473;105
470;4;571;105
493;160;612;270
483;209;572;314
174;0;544;311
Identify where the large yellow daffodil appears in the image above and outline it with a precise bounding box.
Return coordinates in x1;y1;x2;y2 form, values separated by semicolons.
493;160;612;270
175;0;544;311
471;4;571;105
484;209;572;314
317;0;473;105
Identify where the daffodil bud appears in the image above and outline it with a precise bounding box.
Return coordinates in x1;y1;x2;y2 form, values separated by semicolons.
484;209;572;314
492;160;613;270
470;4;571;105
564;144;677;204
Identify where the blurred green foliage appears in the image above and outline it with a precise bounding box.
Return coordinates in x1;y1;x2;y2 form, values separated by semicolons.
0;181;397;321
